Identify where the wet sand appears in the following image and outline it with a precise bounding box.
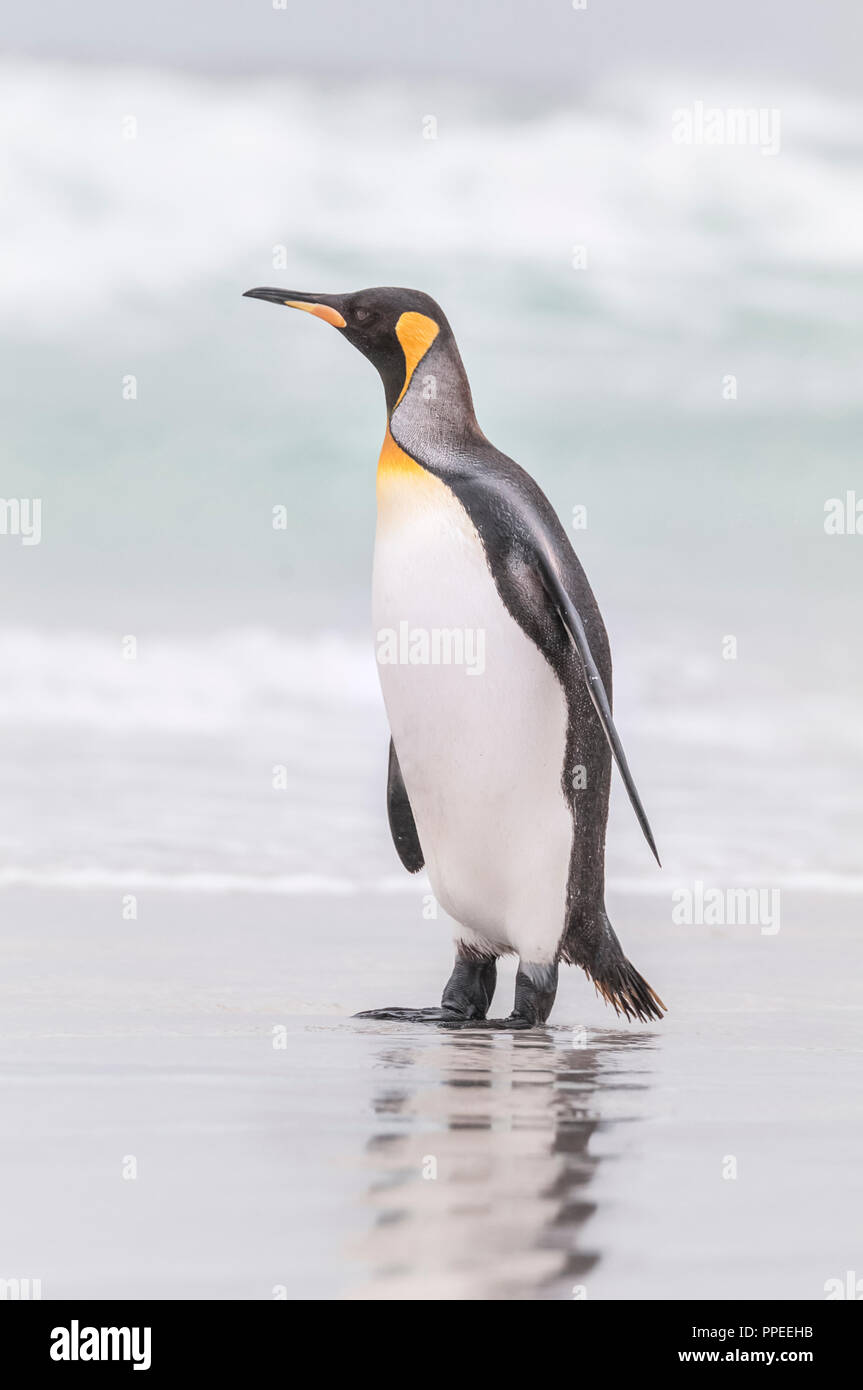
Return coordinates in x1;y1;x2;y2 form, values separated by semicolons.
1;885;860;1300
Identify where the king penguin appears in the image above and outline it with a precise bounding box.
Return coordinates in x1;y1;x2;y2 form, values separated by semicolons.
244;285;666;1028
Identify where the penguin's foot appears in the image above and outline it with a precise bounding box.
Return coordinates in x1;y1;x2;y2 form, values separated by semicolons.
437;1014;534;1032
354;1006;461;1023
439;961;558;1031
354;951;499;1025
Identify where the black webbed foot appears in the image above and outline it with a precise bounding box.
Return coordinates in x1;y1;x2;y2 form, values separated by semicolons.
353;1006;458;1023
438;962;559;1031
354;951;498;1025
437;1014;535;1032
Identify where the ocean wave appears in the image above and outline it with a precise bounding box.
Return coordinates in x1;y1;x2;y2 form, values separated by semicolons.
0;627;380;730
2;866;862;895
4;59;863;343
0;867;403;894
0;627;860;756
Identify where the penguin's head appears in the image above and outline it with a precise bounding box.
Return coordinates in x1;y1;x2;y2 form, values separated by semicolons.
243;285;450;413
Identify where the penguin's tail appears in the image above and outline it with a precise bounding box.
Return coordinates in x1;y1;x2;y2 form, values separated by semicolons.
562;912;666;1023
586;958;666;1023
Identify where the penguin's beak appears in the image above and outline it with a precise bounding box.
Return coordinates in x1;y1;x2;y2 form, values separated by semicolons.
243;287;346;329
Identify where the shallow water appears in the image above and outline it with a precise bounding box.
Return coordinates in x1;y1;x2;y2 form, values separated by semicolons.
2;887;860;1300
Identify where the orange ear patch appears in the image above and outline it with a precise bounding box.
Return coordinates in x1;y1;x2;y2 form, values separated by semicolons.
285;300;347;328
394;311;440;405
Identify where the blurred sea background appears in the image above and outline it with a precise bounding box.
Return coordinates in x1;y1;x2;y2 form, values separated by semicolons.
1;1;862;1300
2;51;862;892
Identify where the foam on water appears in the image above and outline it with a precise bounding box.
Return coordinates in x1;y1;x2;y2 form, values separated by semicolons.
3;61;863;350
0;624;858;891
0;628;380;731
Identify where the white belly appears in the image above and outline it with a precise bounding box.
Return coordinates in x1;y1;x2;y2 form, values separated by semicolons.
373;460;573;964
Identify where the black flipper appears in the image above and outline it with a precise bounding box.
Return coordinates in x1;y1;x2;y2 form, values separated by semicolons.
386;738;424;873
535;544;661;867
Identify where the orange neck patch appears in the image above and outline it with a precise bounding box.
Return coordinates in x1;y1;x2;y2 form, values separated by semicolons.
377;425;428;490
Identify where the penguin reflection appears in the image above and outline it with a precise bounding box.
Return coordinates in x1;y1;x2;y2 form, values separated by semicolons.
350;1029;655;1300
